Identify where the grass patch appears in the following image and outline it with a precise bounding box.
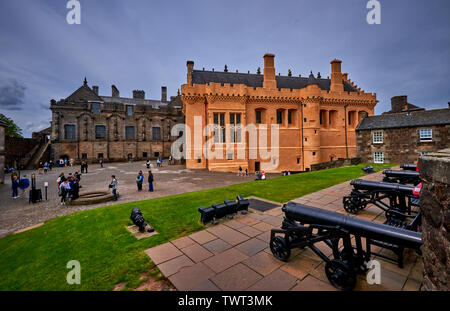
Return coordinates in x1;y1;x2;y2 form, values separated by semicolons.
0;163;394;290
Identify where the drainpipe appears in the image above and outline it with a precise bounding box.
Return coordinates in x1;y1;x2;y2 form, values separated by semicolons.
301;101;305;171
204;97;208;169
344;104;348;158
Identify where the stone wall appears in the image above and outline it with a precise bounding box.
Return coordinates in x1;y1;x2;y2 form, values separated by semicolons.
357;124;450;164
4;136;40;168
0;124;5;184
419;149;450;290
310;157;360;171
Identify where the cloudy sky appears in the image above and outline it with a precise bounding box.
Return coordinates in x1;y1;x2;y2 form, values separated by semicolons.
0;0;449;137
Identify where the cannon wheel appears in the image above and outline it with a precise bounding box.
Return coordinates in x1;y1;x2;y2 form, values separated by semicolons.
325;259;357;291
270;236;291;262
343;196;366;214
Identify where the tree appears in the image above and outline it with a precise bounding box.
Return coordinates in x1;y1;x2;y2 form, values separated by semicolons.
0;113;23;138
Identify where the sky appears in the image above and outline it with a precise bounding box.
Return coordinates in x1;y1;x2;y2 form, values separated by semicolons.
0;0;449;137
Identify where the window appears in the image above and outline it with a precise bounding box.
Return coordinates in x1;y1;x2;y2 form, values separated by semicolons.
229;113;241;143
95;125;106;139
312;151;316;156
98;153;103;159
419;129;432;141
213;113;225;143
197;157;201;163
276;110;283;124
154;152;159;157
92;103;100;114
64;124;76;140
372;131;383;144
304;118;307;123
125;126;135;140
143;152;148;158
288;111;292;124
152;127;161;140
256;110;262;124
227;153;233;160
297;157;300;164
81;153;87;159
126;105;133;116
374;152;384;163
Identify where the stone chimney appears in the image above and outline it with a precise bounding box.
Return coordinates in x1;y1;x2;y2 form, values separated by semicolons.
263;54;276;89
330;59;343;92
161;86;167;102
111;85;120;97
92;86;99;95
187;61;194;86
133;90;145;99
391;95;408;113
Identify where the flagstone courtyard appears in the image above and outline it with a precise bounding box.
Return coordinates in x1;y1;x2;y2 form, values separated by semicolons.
0;161;259;237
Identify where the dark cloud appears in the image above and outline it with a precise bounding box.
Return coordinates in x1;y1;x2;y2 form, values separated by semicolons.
0;79;26;111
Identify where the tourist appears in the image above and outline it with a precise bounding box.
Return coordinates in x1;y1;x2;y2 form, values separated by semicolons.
71;179;80;200
70;158;74;167
255;171;262;180
80;161;85;173
261;171;266;180
110;175;118;201
49;160;53;170
245;168;248;177
84;161;88;173
168;155;173;165
136;170;144;191
238;166;243;176
11;175;19;199
156;157;161;167
74;171;81;181
100;159;103;168
146;159;151;169
57;173;66;188
148;170;154;192
38;162;43;174
43;162;49;174
59;179;71;205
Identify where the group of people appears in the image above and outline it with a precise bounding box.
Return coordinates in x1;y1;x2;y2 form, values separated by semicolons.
57;158;74;167
282;171;291;176
255;171;266;180
237;166;249;177
80;161;89;173
57;172;81;205
38;161;53;174
136;170;155;192
156;157;163;167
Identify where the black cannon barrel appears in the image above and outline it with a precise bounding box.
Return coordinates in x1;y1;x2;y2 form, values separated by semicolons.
282;202;422;249
383;170;420;178
350;179;414;194
400;163;417;171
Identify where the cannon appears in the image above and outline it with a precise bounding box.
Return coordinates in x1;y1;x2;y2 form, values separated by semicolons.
343;179;420;222
270;202;422;290
237;195;250;213
382;169;420;185
198;205;215;224
400;163;417;171
130;208;154;233
198;195;250;225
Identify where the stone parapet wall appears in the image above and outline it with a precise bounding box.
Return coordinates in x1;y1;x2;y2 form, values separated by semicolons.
419;148;450;290
310;157;360;171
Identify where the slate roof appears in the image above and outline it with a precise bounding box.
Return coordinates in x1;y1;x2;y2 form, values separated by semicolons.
191;70;359;92
357;108;450;130
65;82;103;102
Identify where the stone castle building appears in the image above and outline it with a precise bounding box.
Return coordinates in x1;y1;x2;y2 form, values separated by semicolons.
50;79;184;163
356;96;450;164
181;54;377;172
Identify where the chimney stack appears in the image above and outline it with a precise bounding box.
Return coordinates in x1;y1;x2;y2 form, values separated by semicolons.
187;61;194;86
263;54;276;89
132;90;145;99
330;59;343;92
161;86;167;102
92;85;99;95
111;85;120;97
391;96;408;113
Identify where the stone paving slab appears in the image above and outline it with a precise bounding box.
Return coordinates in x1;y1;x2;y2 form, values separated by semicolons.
144;169;423;291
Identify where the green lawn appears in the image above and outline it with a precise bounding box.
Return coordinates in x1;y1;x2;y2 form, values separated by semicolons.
0;163;394;290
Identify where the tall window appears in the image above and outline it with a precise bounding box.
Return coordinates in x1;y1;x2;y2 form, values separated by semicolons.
92;103;100;114
419;129;432;141
95;125;106;139
152;127;161;140
229;113;242;143
374;152;384;163
126;105;133;116
256;110;262;124
372;131;383;144
276;110;283;124
125;126;135;140
64;124;76;140
288;111;292;124
213;113;225;143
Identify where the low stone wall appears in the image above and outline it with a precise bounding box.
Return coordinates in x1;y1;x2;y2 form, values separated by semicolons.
419;148;450;290
310;157;361;171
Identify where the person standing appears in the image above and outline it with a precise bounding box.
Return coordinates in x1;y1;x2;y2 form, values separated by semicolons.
100;159;103;168
71;179;80;201
136;170;143;191
146;159;150;169
59;179;71;205
110;175;118;201
12;175;19;198
238;166;243;176
148;170;154;192
80;161;84;174
85;161;88;173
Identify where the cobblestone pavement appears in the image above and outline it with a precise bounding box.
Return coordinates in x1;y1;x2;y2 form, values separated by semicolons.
0;161;261;237
145;168;423;291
